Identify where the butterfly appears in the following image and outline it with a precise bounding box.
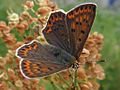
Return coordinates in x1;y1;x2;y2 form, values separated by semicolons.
16;3;96;79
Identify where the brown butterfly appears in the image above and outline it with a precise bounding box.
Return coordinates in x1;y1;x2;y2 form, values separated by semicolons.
16;3;96;79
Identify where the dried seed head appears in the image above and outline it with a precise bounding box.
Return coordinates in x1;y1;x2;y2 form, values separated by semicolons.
47;1;58;10
90;80;100;90
15;80;23;88
17;21;28;29
8;13;19;25
8;68;18;81
0;21;7;31
23;78;31;86
80;82;92;90
36;7;51;16
20;11;31;19
24;1;34;10
0;81;9;90
2;72;9;80
39;85;46;90
3;34;16;46
0;57;6;69
86;64;105;80
0;72;5;79
77;67;87;80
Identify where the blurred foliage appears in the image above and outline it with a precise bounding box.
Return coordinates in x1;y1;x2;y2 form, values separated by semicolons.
94;10;120;90
0;0;25;21
0;0;120;90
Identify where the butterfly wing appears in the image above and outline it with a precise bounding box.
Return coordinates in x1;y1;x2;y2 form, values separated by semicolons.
16;40;56;61
42;11;70;53
66;3;96;59
20;59;68;78
16;40;75;78
42;3;96;60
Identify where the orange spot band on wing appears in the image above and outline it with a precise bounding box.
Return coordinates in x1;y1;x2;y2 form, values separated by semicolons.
40;67;49;73
88;8;92;12
46;28;52;33
33;69;39;73
33;42;38;49
67;14;74;19
79;16;83;22
79;9;83;13
84;8;88;12
47;23;52;27
82;23;87;30
32;64;39;69
72;22;76;29
76;18;79;22
24;60;31;66
74;9;79;15
55;17;58;21
59;17;62;20
19;45;35;56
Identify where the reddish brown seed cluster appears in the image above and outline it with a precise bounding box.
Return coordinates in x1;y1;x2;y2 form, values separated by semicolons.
0;0;104;90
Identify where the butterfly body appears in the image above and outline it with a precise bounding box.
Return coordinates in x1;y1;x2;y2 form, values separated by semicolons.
16;3;96;79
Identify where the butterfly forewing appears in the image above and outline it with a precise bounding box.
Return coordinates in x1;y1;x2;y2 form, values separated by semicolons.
43;11;70;53
43;3;96;59
66;3;96;59
16;40;57;61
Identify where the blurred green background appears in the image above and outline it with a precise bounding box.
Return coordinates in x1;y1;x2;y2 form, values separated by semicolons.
0;0;120;90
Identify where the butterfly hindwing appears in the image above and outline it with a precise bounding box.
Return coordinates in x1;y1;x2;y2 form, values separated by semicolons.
42;11;70;53
20;59;67;78
66;3;96;59
19;45;75;78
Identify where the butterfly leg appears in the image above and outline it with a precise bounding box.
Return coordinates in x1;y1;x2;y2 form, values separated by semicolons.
72;62;79;69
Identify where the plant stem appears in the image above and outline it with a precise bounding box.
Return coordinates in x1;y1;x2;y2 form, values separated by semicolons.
73;67;78;89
